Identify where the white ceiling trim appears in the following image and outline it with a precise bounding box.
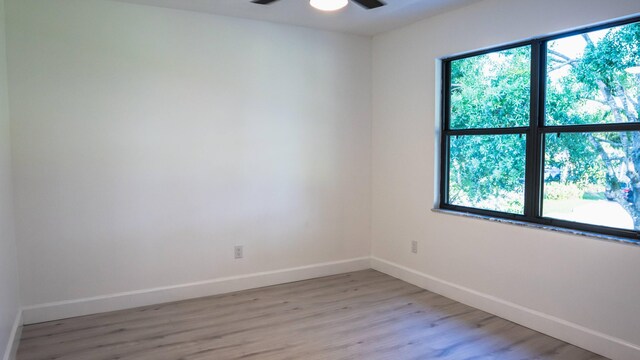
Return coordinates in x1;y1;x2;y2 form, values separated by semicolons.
111;0;481;36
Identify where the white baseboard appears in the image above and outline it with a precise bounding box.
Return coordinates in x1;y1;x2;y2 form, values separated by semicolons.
2;310;22;360
22;257;371;325
371;257;640;360
21;256;637;359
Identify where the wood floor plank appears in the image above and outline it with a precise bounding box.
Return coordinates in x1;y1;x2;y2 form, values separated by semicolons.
17;270;607;360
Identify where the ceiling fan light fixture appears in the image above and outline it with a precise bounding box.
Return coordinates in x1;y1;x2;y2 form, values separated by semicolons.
309;0;348;12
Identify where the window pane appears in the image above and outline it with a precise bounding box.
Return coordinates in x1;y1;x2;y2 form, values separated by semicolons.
448;134;526;214
450;46;531;129
543;132;639;230
546;21;640;126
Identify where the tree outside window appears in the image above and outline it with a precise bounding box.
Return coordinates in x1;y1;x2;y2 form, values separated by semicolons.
441;19;640;240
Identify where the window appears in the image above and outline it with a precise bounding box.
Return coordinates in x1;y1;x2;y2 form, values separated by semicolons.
440;18;640;241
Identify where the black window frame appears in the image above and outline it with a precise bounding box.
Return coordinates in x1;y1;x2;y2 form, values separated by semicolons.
439;16;640;243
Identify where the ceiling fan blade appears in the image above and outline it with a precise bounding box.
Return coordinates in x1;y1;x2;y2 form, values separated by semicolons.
351;0;386;9
252;0;279;5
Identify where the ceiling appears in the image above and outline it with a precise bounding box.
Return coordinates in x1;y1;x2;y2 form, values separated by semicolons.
112;0;481;36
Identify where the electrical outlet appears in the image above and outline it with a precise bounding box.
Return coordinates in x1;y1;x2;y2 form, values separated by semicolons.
411;241;418;254
234;245;243;259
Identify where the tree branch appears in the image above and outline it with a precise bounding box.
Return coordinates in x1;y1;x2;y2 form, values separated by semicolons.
548;60;580;72
597;80;627;124
592;136;623;147
582;33;595;47
548;49;574;63
616;83;639;123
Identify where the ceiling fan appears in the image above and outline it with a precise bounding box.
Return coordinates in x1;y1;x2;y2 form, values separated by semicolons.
252;0;386;11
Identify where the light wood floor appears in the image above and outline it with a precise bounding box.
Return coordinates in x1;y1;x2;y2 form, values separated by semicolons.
18;270;606;360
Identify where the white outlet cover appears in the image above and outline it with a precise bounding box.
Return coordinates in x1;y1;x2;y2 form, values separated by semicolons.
234;245;243;259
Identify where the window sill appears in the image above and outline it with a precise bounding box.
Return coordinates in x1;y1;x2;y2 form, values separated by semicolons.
431;208;640;247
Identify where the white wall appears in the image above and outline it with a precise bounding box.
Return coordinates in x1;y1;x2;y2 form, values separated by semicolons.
0;0;20;357
371;0;640;358
7;0;371;309
7;0;640;357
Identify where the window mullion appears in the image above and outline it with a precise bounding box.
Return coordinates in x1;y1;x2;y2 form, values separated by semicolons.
542;123;640;133
445;127;528;136
523;41;543;219
439;60;452;207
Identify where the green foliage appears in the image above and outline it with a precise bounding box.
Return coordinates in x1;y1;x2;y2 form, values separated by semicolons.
548;22;640;125
448;21;640;227
450;46;531;129
449;134;525;214
544;132;608;185
582;191;606;200
576;24;640;99
543;182;583;200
